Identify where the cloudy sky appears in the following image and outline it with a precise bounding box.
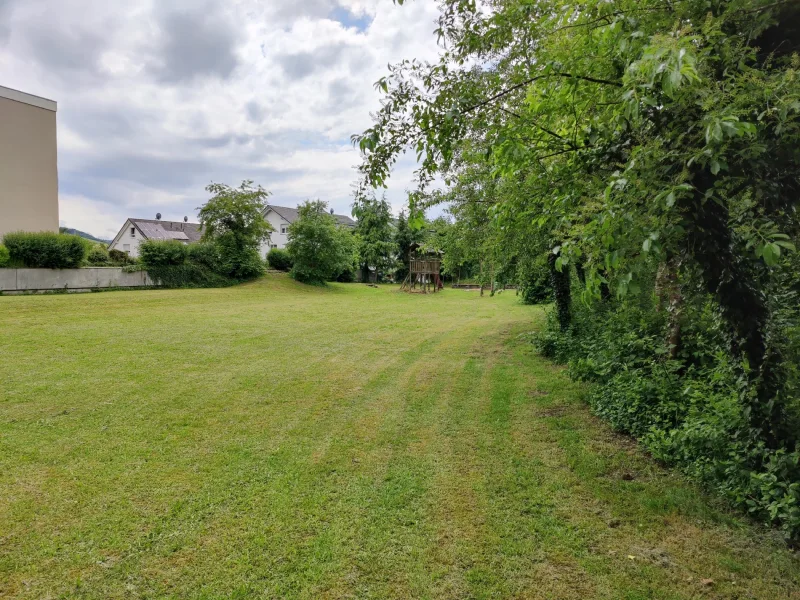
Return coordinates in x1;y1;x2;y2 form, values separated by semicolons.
0;0;443;239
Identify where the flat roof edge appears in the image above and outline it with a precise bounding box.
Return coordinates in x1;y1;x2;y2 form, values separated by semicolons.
0;85;57;112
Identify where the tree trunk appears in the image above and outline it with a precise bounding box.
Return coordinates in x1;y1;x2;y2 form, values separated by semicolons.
575;261;586;286
549;252;571;332
660;257;683;359
685;172;787;444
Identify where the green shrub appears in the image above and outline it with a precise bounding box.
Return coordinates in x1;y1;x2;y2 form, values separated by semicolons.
533;293;800;541
336;265;357;283
518;256;551;305
108;249;135;265
3;231;87;268
267;248;293;271
145;264;234;288
0;244;9;267
138;240;188;267
213;236;265;280
86;245;110;265
187;242;221;271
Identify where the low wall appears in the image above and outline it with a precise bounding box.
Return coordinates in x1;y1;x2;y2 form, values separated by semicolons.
0;268;155;293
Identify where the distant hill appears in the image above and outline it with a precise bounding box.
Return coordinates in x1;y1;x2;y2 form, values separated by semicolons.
59;227;111;245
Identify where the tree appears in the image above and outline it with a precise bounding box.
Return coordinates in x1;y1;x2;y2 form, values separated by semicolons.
394;210;415;281
287;200;357;284
352;191;396;282
198;180;273;279
354;0;800;442
350;0;800;540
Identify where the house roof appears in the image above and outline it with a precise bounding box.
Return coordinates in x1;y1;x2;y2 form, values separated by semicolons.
266;204;356;228
129;218;204;243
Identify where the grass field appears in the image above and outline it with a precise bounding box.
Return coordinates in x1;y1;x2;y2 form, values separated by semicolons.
1;274;798;599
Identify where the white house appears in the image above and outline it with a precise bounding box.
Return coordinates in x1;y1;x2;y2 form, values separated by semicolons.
260;204;355;257
108;218;203;258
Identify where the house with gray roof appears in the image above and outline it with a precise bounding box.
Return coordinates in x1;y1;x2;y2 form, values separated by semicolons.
261;204;355;257
108;217;203;259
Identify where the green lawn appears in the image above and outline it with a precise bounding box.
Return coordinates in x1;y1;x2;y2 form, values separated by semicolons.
1;275;798;599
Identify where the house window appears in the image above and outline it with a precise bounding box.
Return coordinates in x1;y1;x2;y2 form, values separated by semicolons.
271;244;277;249
280;225;288;234
130;227;135;237
123;244;130;253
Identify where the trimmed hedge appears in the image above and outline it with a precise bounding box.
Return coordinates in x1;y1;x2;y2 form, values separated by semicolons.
0;244;9;268
267;248;293;271
139;240;188;267
3;231;87;268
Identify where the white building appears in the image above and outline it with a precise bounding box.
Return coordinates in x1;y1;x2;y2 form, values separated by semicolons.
108;218;203;258
260;204;355;257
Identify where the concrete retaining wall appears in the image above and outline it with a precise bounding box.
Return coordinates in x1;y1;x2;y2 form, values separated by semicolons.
0;268;155;293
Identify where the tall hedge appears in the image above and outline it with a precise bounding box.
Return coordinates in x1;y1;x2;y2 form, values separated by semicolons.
138;240;188;267
0;244;9;268
2;232;87;268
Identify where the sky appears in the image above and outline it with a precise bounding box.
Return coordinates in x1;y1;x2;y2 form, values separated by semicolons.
0;0;444;239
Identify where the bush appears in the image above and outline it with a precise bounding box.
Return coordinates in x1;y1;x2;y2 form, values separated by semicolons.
215;236;265;279
533;292;800;541
336;265;357;282
518;256;551;305
139;240;188;267
187;242;222;271
3;231;87;268
0;244;9;268
144;264;235;288
267;248;293;271
108;249;135;265
86;245;110;265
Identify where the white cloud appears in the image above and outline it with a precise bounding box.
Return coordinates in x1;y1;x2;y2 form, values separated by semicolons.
0;0;443;236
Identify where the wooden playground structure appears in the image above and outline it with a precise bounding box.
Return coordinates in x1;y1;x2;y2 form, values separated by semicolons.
400;254;443;293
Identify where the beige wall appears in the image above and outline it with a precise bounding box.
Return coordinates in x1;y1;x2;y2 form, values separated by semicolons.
0;88;59;240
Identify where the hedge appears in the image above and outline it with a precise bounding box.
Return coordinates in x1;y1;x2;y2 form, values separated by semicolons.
2;232;87;268
267;248;293;271
187;242;222;271
138;240;188;267
86;245;110;265
139;263;236;288
109;249;136;265
0;244;9;268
